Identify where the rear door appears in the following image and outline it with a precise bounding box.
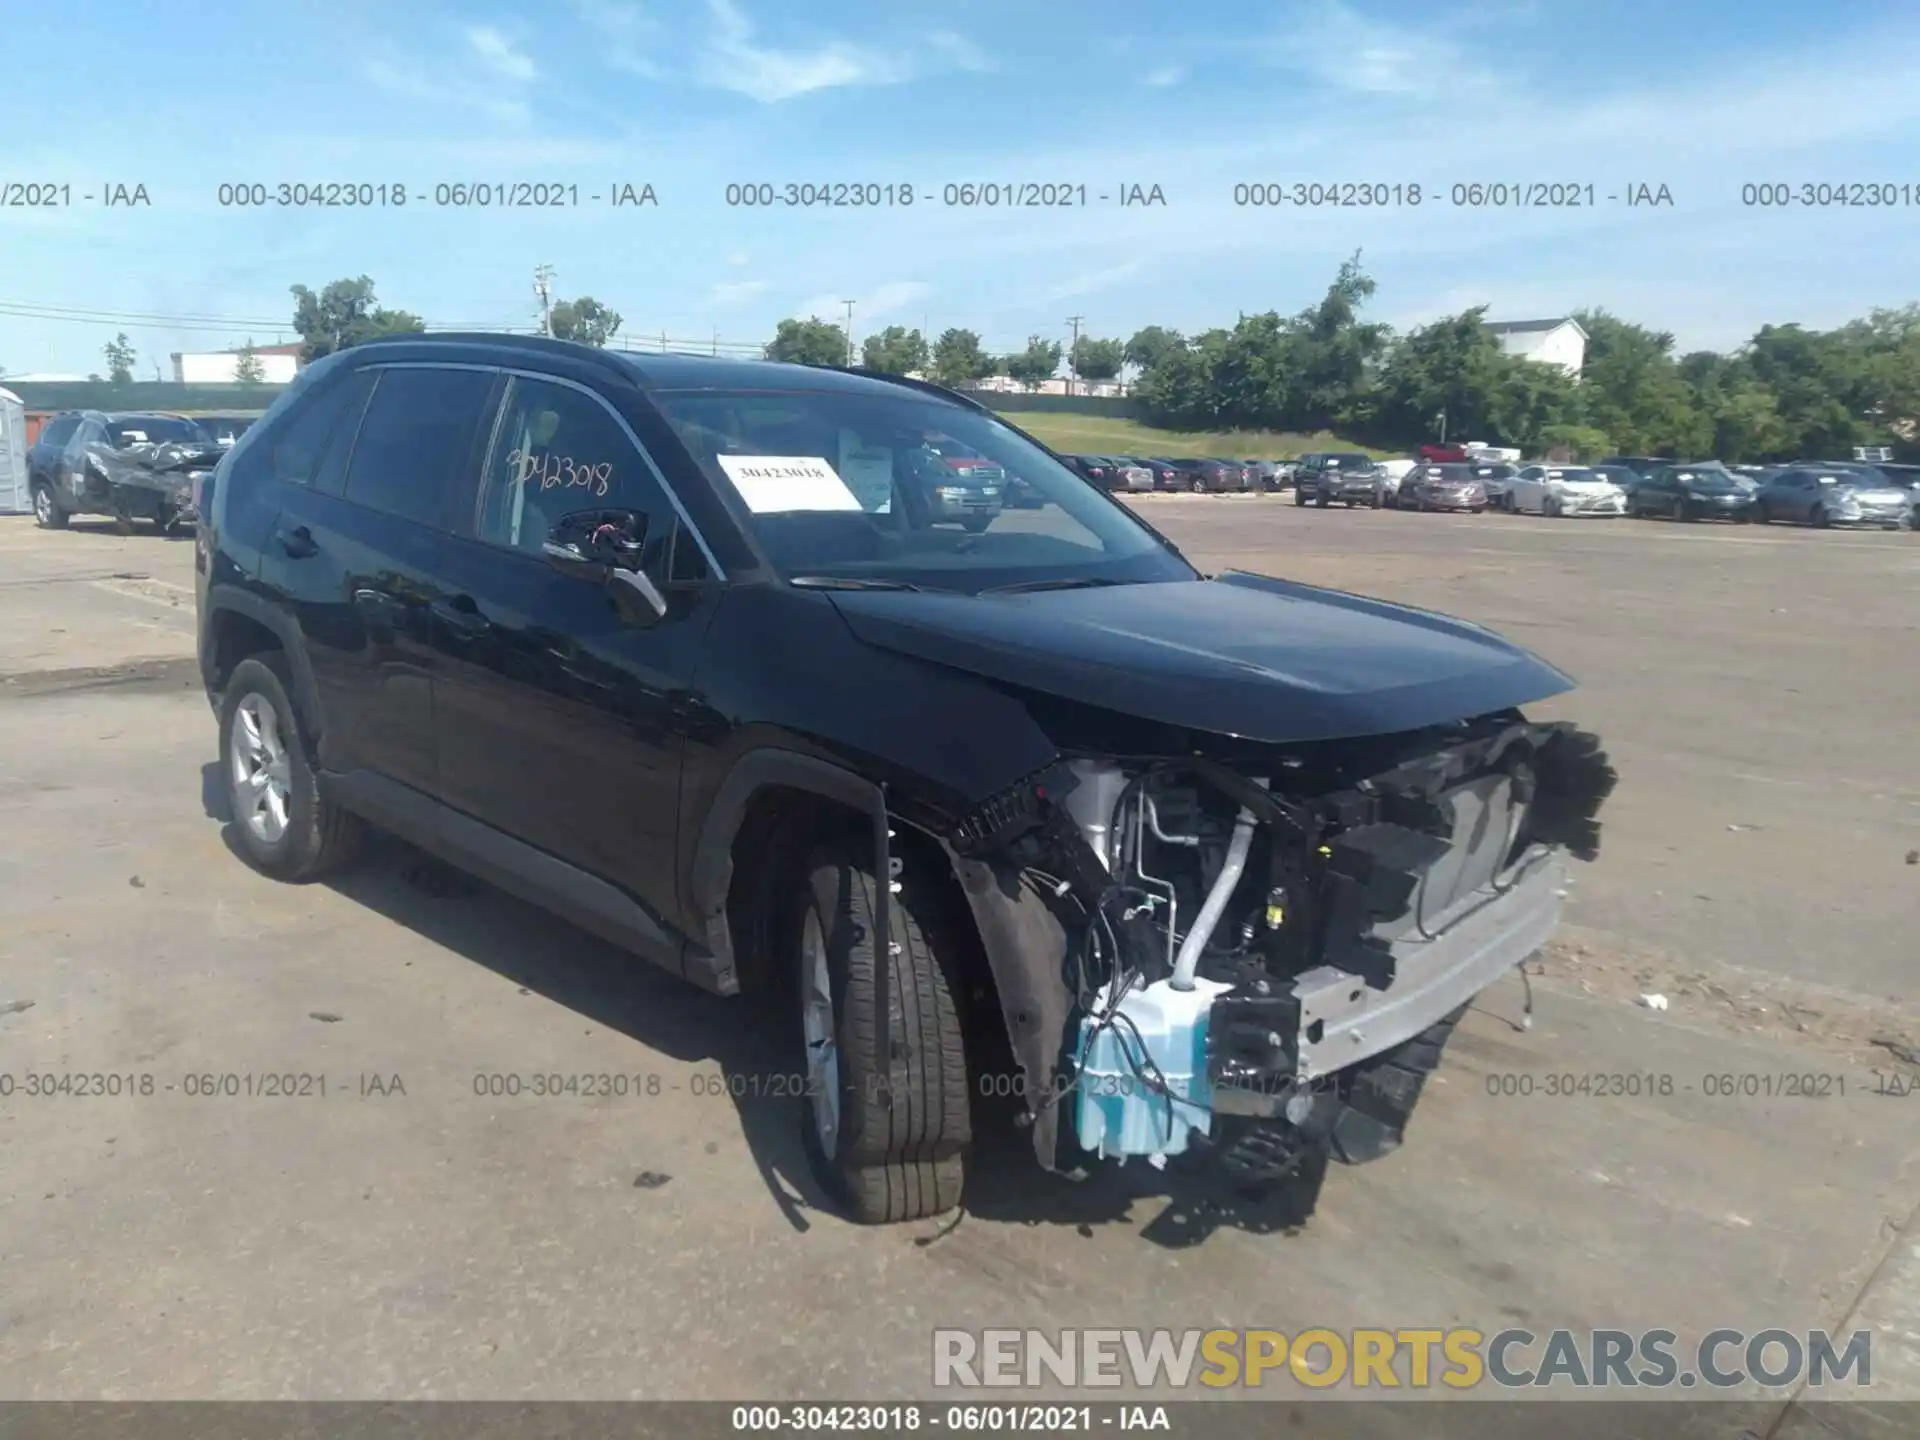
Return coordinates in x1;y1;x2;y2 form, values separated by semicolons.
429;369;725;928
259;362;498;794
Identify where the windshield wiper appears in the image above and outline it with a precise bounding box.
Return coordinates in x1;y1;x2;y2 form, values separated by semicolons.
788;575;923;592
980;576;1125;595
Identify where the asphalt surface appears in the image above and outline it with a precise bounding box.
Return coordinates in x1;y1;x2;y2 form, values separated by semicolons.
0;505;1915;1431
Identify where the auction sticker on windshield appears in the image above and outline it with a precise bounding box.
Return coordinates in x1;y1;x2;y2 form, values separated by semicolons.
716;454;863;513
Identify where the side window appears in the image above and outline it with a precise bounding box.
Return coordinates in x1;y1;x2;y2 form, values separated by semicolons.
341;367;495;529
473;375;671;556
251;371;372;490
40;416;78;448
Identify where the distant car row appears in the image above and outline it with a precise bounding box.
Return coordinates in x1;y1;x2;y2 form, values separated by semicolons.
1057;454;1297;494
27;409;258;533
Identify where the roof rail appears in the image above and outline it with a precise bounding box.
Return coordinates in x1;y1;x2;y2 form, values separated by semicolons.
807;364;996;414
353;330;638;382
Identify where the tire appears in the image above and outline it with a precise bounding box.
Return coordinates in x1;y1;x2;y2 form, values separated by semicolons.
32;482;69;529
1544;497;1561;518
1292;490;1306;506
1328;1004;1468;1165
151;503;178;535
960;516;992;534
793;837;970;1224
1812;506;1831;529
1753;504;1769;524
218;654;364;882
1470;505;1486;514
1188;476;1206;494
1315;492;1330;508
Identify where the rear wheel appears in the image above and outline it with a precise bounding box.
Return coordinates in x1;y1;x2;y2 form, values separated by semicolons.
32;483;68;530
793;838;970;1224
219;654;365;881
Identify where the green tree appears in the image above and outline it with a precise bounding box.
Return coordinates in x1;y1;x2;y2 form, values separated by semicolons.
1123;325;1184;374
290;277;425;362
1570;309;1710;455
1069;336;1126;383
549;296;622;347
1002;335;1063;389
1538;424;1614;461
1278;253;1390;431
104;332;136;384
860;325;930;375
930;328;996;388
232;343;265;385
764;316;849;366
1135;338;1221;429
1373;307;1512;443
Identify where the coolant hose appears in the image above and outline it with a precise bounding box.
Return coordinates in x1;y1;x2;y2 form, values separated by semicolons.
1169;802;1259;990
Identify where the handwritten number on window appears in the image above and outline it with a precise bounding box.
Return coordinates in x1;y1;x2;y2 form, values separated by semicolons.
507;448;612;498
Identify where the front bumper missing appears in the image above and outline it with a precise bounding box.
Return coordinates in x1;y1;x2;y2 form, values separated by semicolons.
1287;846;1562;1080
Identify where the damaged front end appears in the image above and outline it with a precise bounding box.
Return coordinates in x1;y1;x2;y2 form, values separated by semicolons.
946;712;1616;1189
71;428;224;525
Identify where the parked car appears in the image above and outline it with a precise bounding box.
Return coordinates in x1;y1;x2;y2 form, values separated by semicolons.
1626;465;1753;522
29;409;225;533
1505;465;1628;518
1205;459;1254;490
1465;462;1518;506
1138;457;1190;491
1293;452;1383;507
196;333;1616;1224
1240;459;1282;492
1271;459;1301;487
909;441;1004;530
1399;463;1488;513
1418;443;1470;463
1871;462;1920;527
1161;457;1245;493
1374;458;1418;505
1751;467;1912;529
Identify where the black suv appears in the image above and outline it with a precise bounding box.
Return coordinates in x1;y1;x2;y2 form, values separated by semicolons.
196;334;1614;1224
1293;452;1382;507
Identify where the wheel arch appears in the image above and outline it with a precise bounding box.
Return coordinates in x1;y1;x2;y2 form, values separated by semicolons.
200;586;324;740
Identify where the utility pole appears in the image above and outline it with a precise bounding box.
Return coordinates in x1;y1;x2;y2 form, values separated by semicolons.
712;326;719;356
1065;315;1084;395
533;264;555;336
842;301;856;366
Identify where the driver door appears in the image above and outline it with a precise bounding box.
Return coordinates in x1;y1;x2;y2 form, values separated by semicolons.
429;371;725;929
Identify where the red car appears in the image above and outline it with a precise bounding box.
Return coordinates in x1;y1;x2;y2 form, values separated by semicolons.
1419;443;1470;463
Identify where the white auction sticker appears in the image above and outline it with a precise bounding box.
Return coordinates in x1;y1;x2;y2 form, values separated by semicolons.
715;454;863;514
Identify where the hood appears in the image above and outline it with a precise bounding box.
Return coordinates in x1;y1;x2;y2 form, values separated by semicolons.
826;571;1575;744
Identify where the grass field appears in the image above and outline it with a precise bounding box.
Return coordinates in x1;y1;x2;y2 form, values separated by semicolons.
1006;412;1381;459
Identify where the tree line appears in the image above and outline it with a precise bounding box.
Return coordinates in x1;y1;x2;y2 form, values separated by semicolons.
262;269;1918;462
767;256;1920;461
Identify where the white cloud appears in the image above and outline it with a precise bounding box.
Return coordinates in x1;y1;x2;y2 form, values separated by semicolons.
696;0;986;102
465;25;538;82
358;52;531;125
794;281;930;324
710;279;770;307
726;252;751;267
1046;261;1143;300
1144;65;1186;88
1255;0;1497;96
569;0;666;78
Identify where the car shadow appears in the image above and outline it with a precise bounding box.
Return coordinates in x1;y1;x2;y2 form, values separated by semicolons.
199;760;1331;1246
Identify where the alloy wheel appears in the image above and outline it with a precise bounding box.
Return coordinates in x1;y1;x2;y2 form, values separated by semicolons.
229;692;293;844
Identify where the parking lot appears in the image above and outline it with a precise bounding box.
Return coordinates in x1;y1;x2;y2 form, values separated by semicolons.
2;503;1916;1430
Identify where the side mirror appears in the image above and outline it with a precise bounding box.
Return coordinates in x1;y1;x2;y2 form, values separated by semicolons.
541;508;668;621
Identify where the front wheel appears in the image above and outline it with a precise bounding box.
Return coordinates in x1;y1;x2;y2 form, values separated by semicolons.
960;516;992;534
1315;492;1331;508
1293;490;1307;507
151;503;178;535
1812;506;1831;529
32;483;69;529
1189;476;1206;494
793;838;970;1224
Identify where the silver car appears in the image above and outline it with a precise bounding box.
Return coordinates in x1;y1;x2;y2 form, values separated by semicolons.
1752;468;1912;529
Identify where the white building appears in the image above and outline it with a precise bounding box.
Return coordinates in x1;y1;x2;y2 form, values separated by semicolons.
1485;318;1588;376
170;343;303;384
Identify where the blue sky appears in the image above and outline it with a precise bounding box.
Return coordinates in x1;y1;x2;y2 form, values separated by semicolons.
3;0;1919;376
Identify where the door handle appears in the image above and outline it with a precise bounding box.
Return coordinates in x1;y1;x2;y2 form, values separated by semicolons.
275;524;318;558
430;596;491;637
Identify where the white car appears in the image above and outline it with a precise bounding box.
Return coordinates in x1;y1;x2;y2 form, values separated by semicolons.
1506;464;1628;517
1375;458;1418;503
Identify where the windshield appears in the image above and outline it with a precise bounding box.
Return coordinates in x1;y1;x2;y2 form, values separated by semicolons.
105;416;204;445
1327;454;1373;468
1544;469;1598;483
1427;467;1476;483
1674;472;1735;491
650;387;1194;592
1471;464;1514;478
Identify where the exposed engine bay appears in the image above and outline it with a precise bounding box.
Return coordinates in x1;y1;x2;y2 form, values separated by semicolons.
948;709;1616;1190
